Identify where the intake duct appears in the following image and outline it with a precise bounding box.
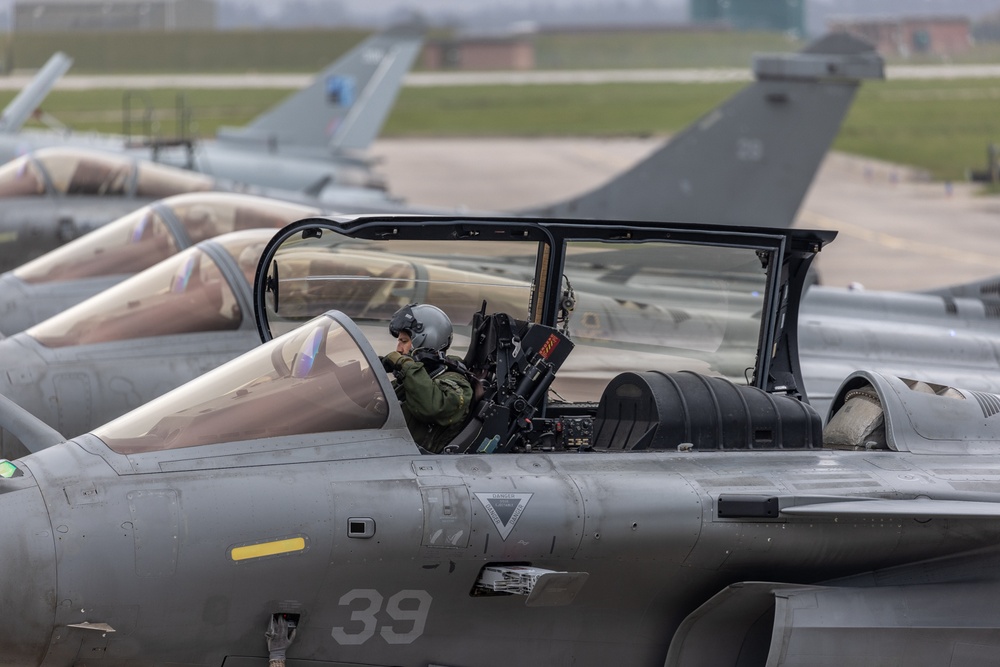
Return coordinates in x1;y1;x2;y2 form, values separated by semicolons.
591;371;822;451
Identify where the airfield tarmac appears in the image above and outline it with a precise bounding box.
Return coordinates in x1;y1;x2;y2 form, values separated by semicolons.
371;137;1000;293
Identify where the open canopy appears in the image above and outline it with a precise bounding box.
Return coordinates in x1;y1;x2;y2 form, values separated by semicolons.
255;215;834;403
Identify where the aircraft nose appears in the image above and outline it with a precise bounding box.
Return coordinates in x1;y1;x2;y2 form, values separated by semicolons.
0;463;57;666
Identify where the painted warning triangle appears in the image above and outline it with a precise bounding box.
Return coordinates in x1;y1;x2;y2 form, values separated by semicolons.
475;492;533;541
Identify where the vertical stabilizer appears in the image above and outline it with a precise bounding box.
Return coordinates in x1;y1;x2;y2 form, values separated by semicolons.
218;21;425;154
531;33;884;227
0;52;73;134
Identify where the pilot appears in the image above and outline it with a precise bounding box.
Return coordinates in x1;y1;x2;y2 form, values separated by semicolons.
381;303;474;453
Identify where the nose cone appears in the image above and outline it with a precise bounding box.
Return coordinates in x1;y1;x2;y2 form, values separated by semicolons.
0;466;56;666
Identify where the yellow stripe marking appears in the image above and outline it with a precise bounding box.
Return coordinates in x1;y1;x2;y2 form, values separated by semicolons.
230;537;306;561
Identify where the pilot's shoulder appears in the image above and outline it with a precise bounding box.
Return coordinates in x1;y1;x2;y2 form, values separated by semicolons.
439;370;472;388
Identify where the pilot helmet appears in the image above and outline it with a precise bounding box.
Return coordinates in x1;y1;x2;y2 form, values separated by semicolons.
389;303;453;351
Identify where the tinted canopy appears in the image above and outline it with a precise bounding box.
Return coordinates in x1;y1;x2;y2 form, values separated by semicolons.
0;146;215;199
14;192;320;284
26;228;273;348
93;312;389;453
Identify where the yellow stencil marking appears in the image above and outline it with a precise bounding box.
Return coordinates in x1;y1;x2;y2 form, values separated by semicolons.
230;537;306;561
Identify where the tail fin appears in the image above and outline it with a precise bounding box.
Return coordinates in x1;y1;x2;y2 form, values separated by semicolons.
530;33;884;227
216;21;425;154
0;51;73;134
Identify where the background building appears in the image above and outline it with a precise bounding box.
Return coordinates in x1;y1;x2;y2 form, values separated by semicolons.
423;32;535;71
13;0;215;32
828;16;972;57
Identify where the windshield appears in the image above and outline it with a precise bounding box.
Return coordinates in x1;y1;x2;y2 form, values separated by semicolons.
93;314;388;453
14;205;179;283
13;193;319;285
26;230;272;348
555;241;769;397
0;155;45;197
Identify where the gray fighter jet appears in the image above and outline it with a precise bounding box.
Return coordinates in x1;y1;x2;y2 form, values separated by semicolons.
2;214;1000;666
0;22;426;192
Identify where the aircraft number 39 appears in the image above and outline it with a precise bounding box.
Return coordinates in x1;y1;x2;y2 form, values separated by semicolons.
331;589;432;645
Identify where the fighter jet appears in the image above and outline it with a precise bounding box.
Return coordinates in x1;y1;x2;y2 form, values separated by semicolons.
0;191;323;335
0;22;426;192
3;214;1000;666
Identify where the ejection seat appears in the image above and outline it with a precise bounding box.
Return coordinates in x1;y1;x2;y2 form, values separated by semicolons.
444;309;574;454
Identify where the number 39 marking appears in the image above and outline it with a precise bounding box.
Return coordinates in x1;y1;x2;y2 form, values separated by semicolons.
331;589;432;645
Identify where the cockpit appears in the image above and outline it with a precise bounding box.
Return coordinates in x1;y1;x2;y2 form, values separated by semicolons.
0;146;215;199
13;192;321;284
25;229;272;348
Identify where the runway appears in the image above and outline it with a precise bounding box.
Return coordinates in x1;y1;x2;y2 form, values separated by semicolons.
0;63;998;90
370;137;1000;292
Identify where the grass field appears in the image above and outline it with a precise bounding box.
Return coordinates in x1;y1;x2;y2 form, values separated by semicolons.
7;76;1000;183
4;28;1000;72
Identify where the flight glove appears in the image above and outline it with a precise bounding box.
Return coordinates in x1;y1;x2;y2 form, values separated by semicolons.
266;615;296;665
381;351;413;373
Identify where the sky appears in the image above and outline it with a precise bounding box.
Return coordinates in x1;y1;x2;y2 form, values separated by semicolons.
217;0;1000;35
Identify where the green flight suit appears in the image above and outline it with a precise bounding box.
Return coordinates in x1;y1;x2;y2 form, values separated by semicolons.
394;356;474;453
